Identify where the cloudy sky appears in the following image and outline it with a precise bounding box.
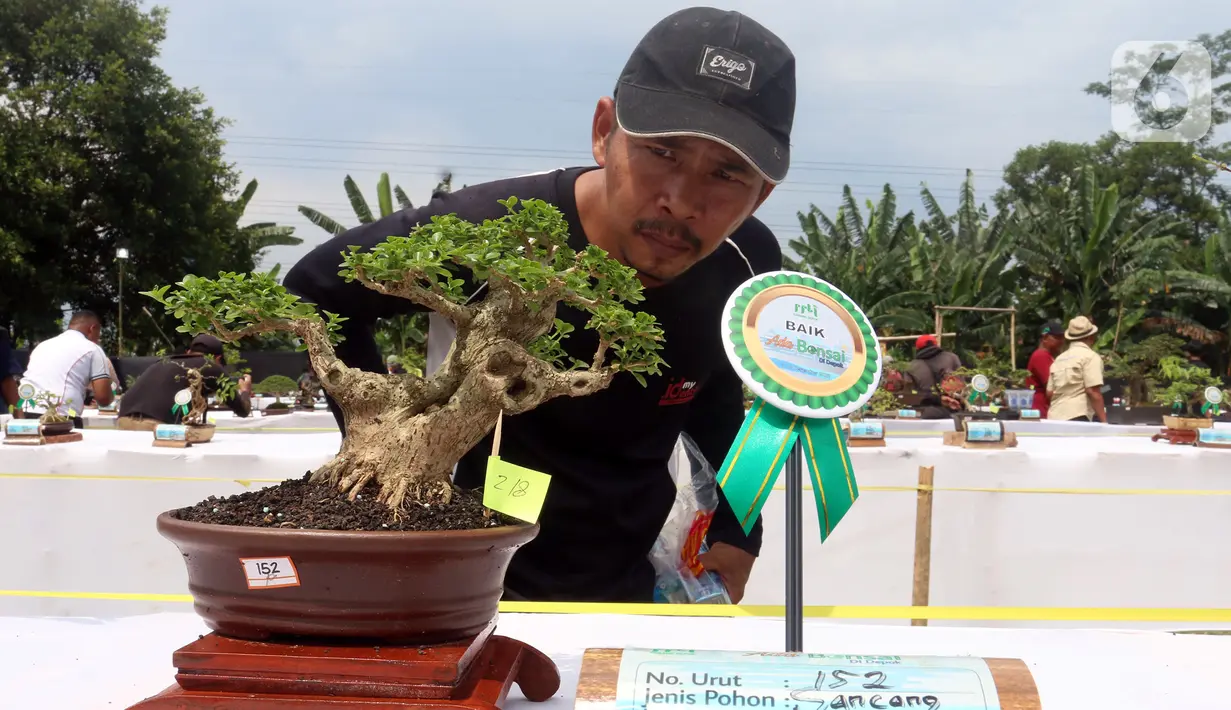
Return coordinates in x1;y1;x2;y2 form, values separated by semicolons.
151;0;1228;272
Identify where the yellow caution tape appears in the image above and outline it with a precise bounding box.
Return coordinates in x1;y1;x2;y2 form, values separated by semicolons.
1;589;1228;622
2;472;1229;497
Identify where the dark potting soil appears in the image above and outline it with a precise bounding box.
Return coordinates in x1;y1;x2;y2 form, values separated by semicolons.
173;473;516;531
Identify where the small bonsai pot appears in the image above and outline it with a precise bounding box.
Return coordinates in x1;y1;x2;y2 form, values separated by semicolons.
117;416;160;432
1163;415;1212;430
262;404;292;416
157;512;537;644
186;423;216;443
40;421;74;436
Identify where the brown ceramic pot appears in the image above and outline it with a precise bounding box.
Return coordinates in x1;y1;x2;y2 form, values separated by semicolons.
157;512;536;644
40;420;74;436
186;423;216;443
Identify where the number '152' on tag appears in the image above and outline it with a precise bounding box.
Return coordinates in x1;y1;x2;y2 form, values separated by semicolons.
240;556;300;589
483;456;552;525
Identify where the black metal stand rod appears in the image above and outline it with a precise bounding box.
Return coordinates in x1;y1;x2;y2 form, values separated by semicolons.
784;440;804;652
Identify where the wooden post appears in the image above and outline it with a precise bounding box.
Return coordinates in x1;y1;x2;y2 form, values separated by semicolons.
934;308;942;340
1010;309;1017;369
911;465;935;627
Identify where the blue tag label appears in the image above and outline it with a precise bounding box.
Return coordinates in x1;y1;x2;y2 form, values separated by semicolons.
849;421;884;439
154;424;188;441
897;409;919;418
1020;409;1041;418
5;419;40;436
965;421;1003;442
1198;428;1231;445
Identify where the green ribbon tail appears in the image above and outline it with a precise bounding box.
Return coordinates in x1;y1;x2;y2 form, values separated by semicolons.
800;418;860;542
18;398;32;410
716;397;800;536
171;403;188;418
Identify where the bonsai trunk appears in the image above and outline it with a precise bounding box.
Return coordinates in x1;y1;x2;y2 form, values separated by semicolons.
298;281;612;514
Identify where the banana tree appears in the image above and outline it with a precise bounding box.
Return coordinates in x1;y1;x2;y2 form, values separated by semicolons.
296;172;456;371
908;171;1018;361
785;184;930;332
1010;168;1189;352
297;172;454;236
235;178;302;268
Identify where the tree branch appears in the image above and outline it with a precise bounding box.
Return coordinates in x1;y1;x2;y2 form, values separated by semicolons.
353;268;473;326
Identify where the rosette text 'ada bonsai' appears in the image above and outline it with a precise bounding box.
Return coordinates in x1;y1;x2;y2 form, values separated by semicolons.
143;198;665;512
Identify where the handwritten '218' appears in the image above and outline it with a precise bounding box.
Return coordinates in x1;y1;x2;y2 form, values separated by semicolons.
493;475;529;497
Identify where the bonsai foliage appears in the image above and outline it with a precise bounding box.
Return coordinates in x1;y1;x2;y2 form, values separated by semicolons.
854;386;898;420
1105;334;1185;405
1149;356;1222;415
143;197;666;511
255;375;298;404
33;392;73;424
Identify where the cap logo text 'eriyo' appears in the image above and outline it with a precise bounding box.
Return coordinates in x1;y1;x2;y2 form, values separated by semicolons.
699;46;755;90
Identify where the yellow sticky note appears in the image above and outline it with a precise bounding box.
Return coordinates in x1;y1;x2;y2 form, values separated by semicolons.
482;456;552;524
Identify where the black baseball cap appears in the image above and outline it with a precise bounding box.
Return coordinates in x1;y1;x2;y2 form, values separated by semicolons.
614;7;796;184
189;334;225;359
1041;321;1063;337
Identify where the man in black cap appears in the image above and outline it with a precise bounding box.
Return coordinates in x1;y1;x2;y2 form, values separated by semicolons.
282;7;795;603
1025;321;1064;418
118;334;253;424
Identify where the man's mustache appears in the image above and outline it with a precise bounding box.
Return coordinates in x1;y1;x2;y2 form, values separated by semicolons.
632;219;700;252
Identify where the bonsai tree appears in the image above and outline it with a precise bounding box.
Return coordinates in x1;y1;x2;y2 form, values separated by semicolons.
850;385;898;421
1150;356;1222;417
32;392;74;424
254;375;299;408
172;361;238;426
143;197;665;512
1105;334;1185;405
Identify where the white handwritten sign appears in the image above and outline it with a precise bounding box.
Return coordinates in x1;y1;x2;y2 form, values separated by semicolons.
848;421;884;440
1198;428;1231;446
5;420;40;436
965;421;1003;443
154;424;188;441
240;556;300;589
614;648;1001;710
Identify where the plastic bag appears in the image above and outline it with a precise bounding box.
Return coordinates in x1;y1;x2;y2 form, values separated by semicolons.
649;433;732;604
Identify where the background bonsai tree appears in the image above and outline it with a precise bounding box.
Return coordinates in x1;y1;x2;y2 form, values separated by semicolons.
1104;334;1185;405
173;362;239;425
32;392;73;424
143;197;665;512
254;375;299;408
1150;356;1222;417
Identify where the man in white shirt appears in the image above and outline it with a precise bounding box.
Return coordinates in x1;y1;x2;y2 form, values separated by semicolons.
19;310;115;425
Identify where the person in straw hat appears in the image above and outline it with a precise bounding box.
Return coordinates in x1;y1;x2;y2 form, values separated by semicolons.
1046;316;1107;423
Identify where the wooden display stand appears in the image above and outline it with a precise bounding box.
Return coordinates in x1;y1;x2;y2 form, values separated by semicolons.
3;420;83;446
2;430;83;446
126;622;560;710
576;649;1041;710
1152;415;1211;446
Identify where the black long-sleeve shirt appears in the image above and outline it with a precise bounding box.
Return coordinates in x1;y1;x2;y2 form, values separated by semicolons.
283;166;782;602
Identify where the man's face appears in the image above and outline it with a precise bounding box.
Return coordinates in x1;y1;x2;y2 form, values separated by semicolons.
591;101;774;285
1042;334;1062;352
86;323;102;344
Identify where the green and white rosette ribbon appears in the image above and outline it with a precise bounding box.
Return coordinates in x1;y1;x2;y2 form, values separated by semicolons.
171;388;192;419
717;271;882;541
16;382;36;411
967;374;991;406
1202;386;1224;417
